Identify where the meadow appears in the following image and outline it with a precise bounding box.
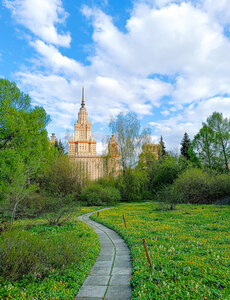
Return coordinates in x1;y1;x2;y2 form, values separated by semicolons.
91;202;230;299
0;207;100;300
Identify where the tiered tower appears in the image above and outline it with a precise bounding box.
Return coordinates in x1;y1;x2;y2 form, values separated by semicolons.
69;88;96;157
69;88;120;180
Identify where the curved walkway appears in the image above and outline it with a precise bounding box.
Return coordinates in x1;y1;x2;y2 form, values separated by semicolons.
76;209;131;300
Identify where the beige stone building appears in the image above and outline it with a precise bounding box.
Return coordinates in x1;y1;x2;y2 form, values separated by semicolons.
49;133;57;146
142;143;160;159
68;89;120;180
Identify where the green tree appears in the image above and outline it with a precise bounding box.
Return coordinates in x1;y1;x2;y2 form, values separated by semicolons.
191;124;215;170
54;139;65;156
191;112;230;171
159;135;166;158
0;79;57;222
180;132;191;160
206;112;230;171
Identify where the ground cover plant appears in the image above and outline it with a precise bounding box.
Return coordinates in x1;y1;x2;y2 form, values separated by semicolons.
91;202;230;299
0;207;100;299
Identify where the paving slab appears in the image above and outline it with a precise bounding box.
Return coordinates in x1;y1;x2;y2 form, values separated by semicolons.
110;274;131;286
105;286;131;300
76;209;131;300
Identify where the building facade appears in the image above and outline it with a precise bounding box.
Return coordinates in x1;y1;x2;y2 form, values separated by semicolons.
142;143;160;159
68;89;120;180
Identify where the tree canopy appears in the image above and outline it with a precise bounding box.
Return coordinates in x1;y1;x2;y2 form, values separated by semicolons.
180;132;191;160
0;79;57;221
191;112;230;172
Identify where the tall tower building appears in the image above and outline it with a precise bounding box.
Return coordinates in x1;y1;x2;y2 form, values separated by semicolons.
69;88;120;180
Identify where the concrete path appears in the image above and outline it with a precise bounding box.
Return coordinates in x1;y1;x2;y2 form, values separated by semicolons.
76;209;132;300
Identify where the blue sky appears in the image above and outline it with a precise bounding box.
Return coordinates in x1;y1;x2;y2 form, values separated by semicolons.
1;0;230;153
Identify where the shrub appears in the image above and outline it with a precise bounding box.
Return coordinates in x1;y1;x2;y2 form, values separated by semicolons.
41;155;84;198
155;184;184;209
150;156;181;192
116;168;148;201
80;185;121;206
0;228;87;280
170;168;230;204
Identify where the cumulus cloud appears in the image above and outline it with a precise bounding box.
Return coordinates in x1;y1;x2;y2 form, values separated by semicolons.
3;0;71;46
149;97;230;149
5;0;230;149
202;0;230;25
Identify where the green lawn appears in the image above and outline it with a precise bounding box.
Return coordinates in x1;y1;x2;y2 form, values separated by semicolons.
0;207;100;300
91;202;230;299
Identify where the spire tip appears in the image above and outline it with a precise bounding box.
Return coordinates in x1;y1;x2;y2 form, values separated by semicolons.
81;86;85;108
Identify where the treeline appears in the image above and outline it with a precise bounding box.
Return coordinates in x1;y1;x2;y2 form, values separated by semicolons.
0;79;85;226
1;79;230;226
80;110;230;208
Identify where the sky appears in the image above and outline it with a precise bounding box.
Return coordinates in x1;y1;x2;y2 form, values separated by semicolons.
1;0;230;153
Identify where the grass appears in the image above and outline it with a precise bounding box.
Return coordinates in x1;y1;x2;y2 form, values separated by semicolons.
0;206;101;300
91;202;230;299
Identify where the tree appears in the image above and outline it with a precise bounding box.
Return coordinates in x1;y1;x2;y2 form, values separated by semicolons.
54;139;65;156
159;135;166;158
191;124;215;170
109;112;151;173
180;132;191;160
191;112;230;172
206;112;230;172
0;79;57;222
42;155;84;198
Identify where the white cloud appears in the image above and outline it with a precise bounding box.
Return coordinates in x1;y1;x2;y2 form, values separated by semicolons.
202;0;230;25
161;110;170;116
149;97;230;149
4;0;71;47
30;40;84;75
5;0;230;150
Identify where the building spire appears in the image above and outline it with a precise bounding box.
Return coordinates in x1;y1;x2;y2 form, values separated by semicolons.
81;86;85;108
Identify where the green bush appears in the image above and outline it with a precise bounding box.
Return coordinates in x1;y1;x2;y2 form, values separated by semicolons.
155;184;184;209
116;168;149;201
169;168;230;204
0;228;86;280
150;156;181;192
80;185;121;205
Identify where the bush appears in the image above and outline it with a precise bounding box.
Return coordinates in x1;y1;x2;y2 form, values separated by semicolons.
155;184;184;209
0;228;87;280
116;168;149;201
41;155;84;198
169;168;230;204
80;185;121;206
150;156;181;192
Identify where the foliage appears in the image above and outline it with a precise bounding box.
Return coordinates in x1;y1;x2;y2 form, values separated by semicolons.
92;203;230;300
54;139;65;156
172;168;230;204
41;155;84;198
149;155;181;192
155;184;183;210
109;111;151;172
0;207;100;299
159;135;166;158
206;112;230;171
80;184;121;205
116;168;149;201
0;79;58;223
191;112;230;171
180;132;191;160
